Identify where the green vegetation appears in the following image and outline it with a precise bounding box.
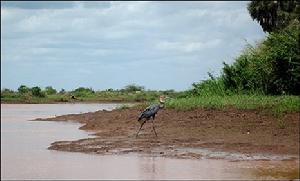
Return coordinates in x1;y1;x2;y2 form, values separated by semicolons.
123;84;145;92
18;85;30;94
31;86;45;97
164;1;300;116
45;86;57;95
166;95;299;115
1;84;179;104
165;1;299;110
222;22;299;95
116;104;131;110
182;20;299;97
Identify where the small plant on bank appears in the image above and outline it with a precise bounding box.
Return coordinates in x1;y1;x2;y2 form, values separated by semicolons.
116;105;131;110
278;118;286;129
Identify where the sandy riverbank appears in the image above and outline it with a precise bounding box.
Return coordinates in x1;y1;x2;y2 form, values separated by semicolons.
34;107;299;160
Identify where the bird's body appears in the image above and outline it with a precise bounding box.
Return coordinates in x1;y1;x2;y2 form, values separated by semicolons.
138;103;162;123
136;96;166;137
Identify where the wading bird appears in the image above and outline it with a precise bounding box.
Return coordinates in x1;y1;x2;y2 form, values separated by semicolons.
136;95;166;137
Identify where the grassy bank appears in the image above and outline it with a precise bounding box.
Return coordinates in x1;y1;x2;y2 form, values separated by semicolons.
165;95;300;116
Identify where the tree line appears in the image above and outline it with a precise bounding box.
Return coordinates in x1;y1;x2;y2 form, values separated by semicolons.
1;84;176;98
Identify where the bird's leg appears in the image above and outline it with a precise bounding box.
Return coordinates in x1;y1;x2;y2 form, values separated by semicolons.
136;121;145;138
151;119;157;137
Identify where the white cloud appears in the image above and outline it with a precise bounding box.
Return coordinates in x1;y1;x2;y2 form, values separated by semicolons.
1;1;265;91
156;39;222;53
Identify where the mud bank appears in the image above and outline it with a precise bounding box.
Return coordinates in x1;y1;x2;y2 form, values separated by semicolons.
34;107;299;160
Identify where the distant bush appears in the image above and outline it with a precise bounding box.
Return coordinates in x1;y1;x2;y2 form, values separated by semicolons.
106;88;114;92
123;84;145;92
18;85;30;94
72;87;95;97
1;88;14;94
45;86;57;95
31;86;45;97
161;89;177;96
1;84;184;103
1;88;17;98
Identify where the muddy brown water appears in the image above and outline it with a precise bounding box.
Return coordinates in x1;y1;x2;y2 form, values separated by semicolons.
1;104;299;180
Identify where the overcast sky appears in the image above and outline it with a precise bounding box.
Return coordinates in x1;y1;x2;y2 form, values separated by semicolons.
1;1;265;91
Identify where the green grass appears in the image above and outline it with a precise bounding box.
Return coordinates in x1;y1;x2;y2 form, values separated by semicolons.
166;95;300;115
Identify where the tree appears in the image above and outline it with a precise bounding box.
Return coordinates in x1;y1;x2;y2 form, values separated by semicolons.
73;87;94;93
31;86;45;97
124;84;145;92
45;86;57;95
72;87;95;97
247;1;299;32
18;85;30;94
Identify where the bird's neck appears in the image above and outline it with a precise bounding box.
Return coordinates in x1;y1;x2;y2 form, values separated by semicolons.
159;102;165;108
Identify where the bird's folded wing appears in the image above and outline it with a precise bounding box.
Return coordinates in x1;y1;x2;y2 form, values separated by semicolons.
143;105;154;112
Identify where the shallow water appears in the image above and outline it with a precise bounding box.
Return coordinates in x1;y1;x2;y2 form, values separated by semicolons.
1;104;299;180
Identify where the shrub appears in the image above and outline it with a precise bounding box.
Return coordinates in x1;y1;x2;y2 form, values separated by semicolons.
72;87;95;97
123;84;145;92
31;86;45;97
190;73;230;96
221;21;300;95
18;85;30;94
1;88;17;98
45;86;57;95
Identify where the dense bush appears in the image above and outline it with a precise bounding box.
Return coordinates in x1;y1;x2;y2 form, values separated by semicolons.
123;84;145;92
31;86;45;97
72;87;95;97
263;22;300;94
221;21;300;95
1;88;17;98
18;85;30;94
45;86;57;95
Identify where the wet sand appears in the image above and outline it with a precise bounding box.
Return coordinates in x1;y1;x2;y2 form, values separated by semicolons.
35;107;299;160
